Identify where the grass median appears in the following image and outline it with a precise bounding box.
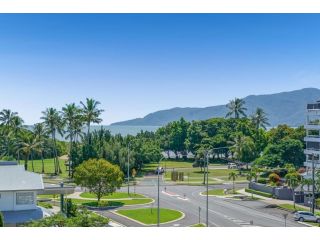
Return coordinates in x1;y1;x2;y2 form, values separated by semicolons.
116;208;183;225
79;192;146;199
70;198;153;207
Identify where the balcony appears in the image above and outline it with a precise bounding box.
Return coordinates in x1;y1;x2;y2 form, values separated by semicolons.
307;103;320;110
304;149;320;155
304;136;320;142
305;124;320;130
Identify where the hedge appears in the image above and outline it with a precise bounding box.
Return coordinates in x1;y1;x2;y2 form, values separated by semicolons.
245;188;273;198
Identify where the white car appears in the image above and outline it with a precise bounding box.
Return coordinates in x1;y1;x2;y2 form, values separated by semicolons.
228;163;238;169
294;211;320;223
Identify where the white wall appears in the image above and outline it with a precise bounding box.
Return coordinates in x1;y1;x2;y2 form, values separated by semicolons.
0;192;14;211
0;191;37;211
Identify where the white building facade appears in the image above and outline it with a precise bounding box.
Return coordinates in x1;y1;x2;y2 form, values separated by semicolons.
0;162;44;212
304;100;320;177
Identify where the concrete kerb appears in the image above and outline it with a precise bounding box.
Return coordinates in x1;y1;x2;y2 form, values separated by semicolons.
112;209;186;226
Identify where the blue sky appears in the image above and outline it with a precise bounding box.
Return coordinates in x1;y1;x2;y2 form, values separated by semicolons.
0;14;320;125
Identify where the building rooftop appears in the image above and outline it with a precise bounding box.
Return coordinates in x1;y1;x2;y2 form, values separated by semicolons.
0;165;44;191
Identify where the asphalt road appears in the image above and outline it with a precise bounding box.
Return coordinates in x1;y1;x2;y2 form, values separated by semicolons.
96;175;305;227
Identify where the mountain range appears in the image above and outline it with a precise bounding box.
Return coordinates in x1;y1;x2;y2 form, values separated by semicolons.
111;88;320;127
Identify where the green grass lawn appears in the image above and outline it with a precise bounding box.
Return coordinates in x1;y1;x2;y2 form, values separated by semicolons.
79;192;146;199
21;158;68;178
70;198;153;207
117;208;183;225
203;189;225;196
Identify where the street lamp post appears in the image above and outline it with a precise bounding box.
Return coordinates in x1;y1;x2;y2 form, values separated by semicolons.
157;157;164;227
198;206;201;225
206;151;209;227
127;143;130;196
283;213;288;227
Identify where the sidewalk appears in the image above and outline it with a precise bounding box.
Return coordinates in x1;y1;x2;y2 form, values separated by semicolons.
238;188;311;210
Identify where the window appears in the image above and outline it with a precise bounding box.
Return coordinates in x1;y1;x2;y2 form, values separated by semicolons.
16;192;34;205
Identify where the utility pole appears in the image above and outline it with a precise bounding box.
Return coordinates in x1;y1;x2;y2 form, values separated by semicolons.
206;151;209;227
127;143;130;196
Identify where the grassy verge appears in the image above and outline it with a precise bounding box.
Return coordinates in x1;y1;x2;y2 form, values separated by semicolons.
79;192;146;199
191;223;206;227
245;188;273;198
116;208;183;225
37;202;53;209
70;198;153;207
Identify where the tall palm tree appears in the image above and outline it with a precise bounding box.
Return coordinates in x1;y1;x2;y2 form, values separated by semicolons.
41;108;64;174
285;173;300;209
80;98;104;137
226;98;247;119
62;103;83;177
0;109;19;157
251;108;270;130
229;171;238;193
19;135;41;171
33;123;49;173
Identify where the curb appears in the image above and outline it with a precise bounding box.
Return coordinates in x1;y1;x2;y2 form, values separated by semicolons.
113;208;185;226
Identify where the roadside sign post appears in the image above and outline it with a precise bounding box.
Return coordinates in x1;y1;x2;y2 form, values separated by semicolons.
283;213;288;227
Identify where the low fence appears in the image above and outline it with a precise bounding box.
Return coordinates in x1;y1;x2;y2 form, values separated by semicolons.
249;182;299;201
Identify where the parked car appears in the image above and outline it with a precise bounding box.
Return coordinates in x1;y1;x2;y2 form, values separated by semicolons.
228;163;238;169
294;211;320;223
155;167;165;174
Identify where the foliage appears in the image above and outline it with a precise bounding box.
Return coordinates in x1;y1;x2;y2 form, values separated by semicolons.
269;173;280;185
0;211;4;227
38;202;53;209
74;159;124;203
26;208;109;227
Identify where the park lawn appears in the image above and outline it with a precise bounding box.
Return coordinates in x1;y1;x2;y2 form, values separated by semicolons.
71;198;153;207
22;158;68;178
37;194;60;199
117;208;183;225
143;161;193;171
80;192;146;199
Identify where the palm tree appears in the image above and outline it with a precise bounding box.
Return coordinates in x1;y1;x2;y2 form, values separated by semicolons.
80;98;104;138
0;109;19;157
226;98;247;119
41;108;64;174
229;171;238;193
251;108;270;130
301;178;313;192
33;123;49;173
62;103;83;177
285;173;300;209
19;135;41;171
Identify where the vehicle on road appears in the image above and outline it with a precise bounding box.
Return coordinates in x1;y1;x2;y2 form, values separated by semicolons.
228;163;238;169
155;167;165;174
294;211;320;223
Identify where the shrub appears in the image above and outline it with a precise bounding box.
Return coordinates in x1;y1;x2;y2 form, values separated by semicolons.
298;167;306;174
245;188;273;198
269;173;280;184
0;211;4;227
257;178;268;184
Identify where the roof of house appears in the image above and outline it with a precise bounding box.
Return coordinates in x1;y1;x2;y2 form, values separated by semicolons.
0;165;44;191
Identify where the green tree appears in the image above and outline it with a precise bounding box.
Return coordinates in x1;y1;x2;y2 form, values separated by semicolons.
226;98;247;119
74;159;124;204
19;134;41;171
251;108;270;130
33;123;49;173
0;211;4;227
229;171;238;193
62;103;83;177
41;108;64;174
285;170;300;209
80;98;104;137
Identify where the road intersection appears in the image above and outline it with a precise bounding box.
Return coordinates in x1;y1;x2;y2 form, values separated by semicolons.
95;175;304;227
